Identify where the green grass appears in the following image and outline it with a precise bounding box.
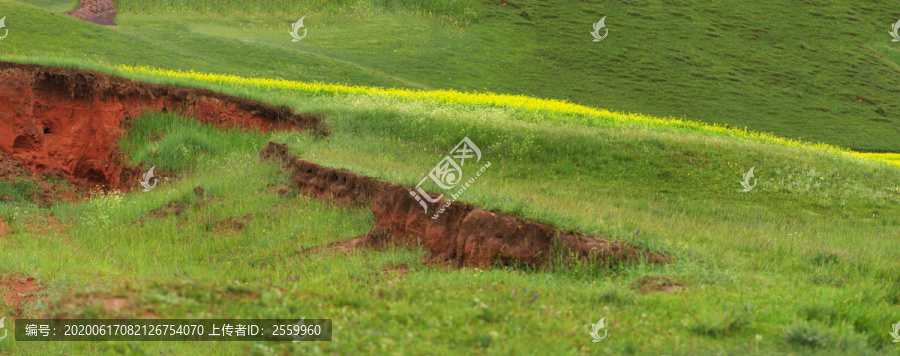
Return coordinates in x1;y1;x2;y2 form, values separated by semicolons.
120;113;271;172
0;68;898;353
0;179;40;204
117;0;479;25
8;0;77;13
2;0;900;151
1;1;900;354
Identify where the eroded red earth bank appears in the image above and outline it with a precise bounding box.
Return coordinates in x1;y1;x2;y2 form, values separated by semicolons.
0;62;663;274
260;142;667;267
0;61;324;189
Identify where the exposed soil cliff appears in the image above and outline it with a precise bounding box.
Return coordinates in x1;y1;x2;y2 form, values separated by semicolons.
260;141;667;267
0;61;325;189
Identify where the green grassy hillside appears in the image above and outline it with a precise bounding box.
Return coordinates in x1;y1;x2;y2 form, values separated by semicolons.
9;0;76;13
3;0;900;151
0;57;898;355
0;1;899;354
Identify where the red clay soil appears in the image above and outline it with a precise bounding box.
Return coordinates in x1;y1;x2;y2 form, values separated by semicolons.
260;141;668;268
67;0;117;26
1;275;39;317
0;61;326;189
0;151;81;204
0;151;30;179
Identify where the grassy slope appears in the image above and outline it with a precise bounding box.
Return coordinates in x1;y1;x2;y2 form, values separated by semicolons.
0;1;406;88
0;1;898;354
8;0;76;13
5;0;900;152
0;59;898;354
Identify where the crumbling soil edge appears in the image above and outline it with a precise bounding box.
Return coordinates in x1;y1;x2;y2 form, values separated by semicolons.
0;61;328;190
260;141;668;268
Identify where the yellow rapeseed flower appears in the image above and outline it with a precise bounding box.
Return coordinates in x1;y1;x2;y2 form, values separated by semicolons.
111;64;900;167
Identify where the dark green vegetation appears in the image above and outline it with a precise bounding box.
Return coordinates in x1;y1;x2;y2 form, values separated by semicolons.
0;0;899;354
2;0;899;151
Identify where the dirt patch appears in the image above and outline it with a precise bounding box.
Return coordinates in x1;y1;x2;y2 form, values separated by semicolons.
67;0;117;26
102;297;130;313
0;61;327;191
266;182;291;196
360;265;409;284
224;288;260;301
28;214;66;237
100;296;157;318
382;265;409;277
214;214;254;233
147;201;186;218
342;227;391;251
631;276;685;293
321;235;370;253
53;292;157;319
1;275;39;317
261;141;668;268
0;152;83;204
0;151;31;179
307;227;393;256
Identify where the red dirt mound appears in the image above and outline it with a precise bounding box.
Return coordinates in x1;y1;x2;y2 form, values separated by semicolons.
0;61;326;189
260;141;668;268
67;0;117;26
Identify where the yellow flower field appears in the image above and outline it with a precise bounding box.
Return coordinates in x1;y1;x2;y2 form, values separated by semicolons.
115;65;899;167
